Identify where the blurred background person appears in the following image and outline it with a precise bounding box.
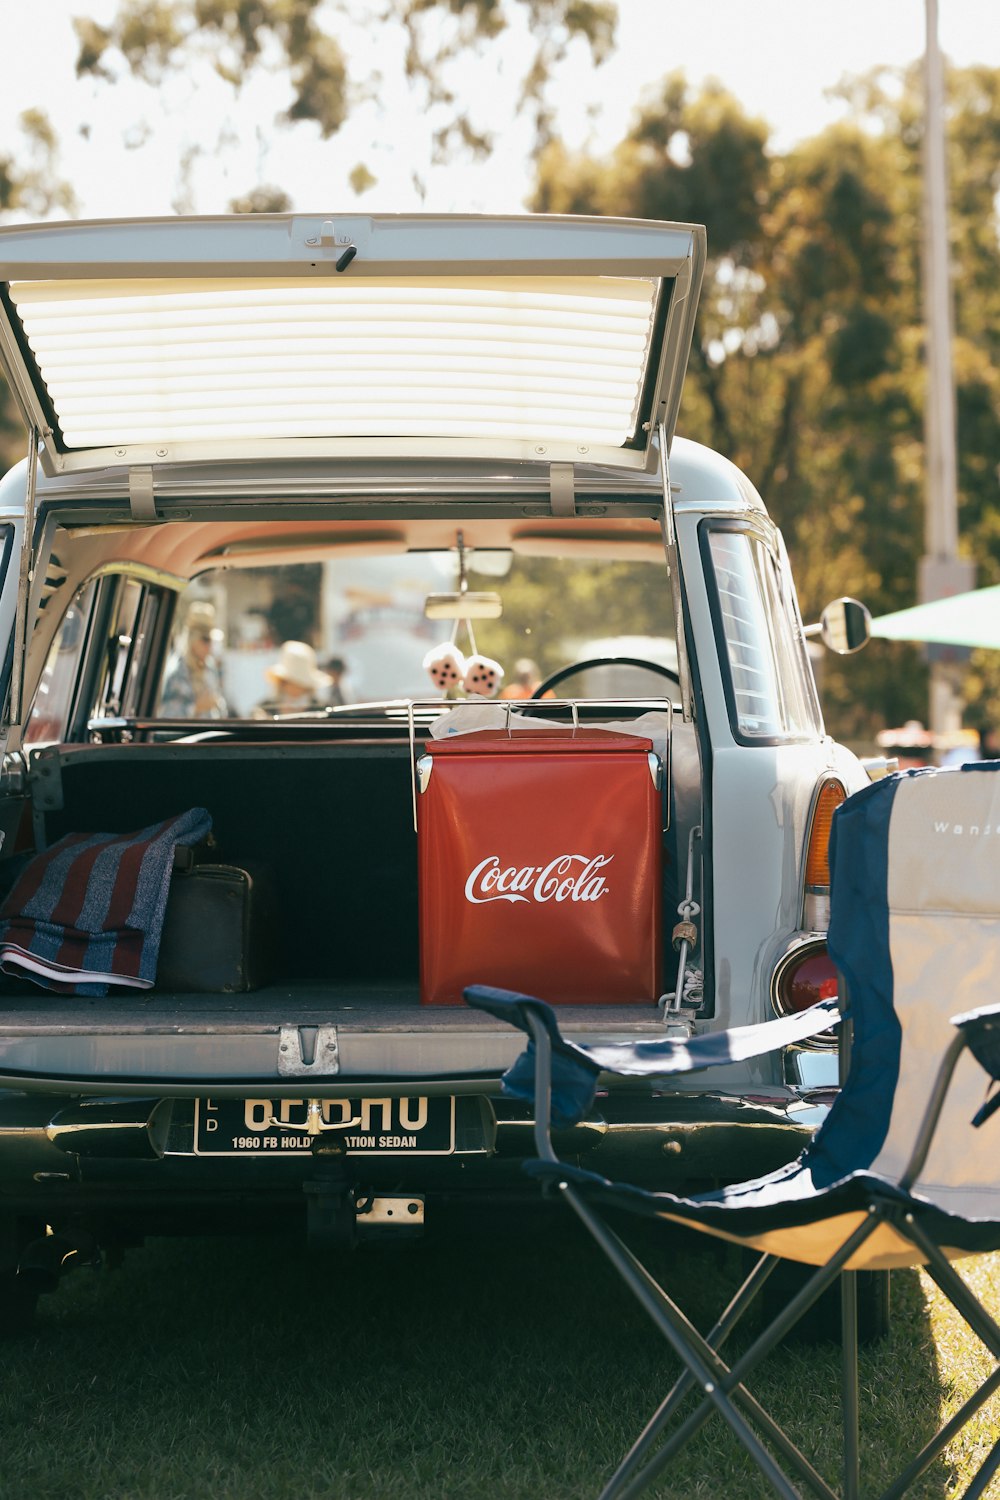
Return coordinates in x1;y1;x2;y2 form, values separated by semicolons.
159;601;228;719
267;571;319;645
253;640;331;716
499;657;543;700
321;654;350;706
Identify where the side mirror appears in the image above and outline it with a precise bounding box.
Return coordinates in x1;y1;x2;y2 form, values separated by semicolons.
807;597;871;655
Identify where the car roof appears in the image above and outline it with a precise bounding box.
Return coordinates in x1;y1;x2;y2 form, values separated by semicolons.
0;435;766;522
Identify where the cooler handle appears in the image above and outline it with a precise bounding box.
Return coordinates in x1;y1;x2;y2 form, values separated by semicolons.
408;694;672;832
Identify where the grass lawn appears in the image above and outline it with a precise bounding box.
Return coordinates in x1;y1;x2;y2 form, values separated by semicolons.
1;1214;998;1500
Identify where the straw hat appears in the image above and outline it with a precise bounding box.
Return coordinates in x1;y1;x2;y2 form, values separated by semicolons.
266;640;331;692
185;600;223;643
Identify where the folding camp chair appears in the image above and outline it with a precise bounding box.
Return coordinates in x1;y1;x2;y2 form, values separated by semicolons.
466;762;1000;1500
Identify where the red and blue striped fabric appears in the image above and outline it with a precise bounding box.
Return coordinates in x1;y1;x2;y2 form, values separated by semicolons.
0;807;212;996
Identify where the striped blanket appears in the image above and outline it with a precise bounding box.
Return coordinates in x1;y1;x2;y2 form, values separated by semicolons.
0;808;212;996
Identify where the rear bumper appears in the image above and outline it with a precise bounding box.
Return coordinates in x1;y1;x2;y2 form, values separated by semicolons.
0;1011;838;1225
0;1079;832;1222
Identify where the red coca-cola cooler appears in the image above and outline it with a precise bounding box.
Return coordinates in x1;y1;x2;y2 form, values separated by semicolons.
416;728;663;1006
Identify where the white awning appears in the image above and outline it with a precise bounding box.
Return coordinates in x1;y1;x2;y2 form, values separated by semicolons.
872;586;1000;649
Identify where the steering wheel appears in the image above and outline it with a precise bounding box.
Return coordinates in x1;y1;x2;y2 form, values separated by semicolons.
530;656;681;699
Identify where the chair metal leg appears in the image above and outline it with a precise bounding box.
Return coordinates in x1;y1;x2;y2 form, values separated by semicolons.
621;1226;879;1500
841;1270;860;1500
913;1231;1000;1360
597;1252;781;1500
613;1254;841;1500
563;1184;808;1500
564;1185;879;1500
875;1214;1000;1500
876;1363;1000;1500
962;1434;1000;1500
611;1370;836;1500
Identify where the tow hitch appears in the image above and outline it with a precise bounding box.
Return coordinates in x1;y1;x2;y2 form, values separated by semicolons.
278;1100;427;1247
355;1192;426;1238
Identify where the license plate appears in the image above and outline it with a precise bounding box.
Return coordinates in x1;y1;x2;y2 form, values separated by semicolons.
194;1096;456;1156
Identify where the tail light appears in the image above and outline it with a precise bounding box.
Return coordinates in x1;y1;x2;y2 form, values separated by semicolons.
803;778;846;928
771;937;839;1046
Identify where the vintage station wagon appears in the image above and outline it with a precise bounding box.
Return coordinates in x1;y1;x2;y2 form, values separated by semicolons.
0;213;878;1330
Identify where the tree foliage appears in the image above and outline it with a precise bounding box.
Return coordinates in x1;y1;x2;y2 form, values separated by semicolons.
533;66;1000;744
0;112;77;223
0;0;618;467
71;0;616;178
0;112;80;470
227;184;293;212
1;12;998;748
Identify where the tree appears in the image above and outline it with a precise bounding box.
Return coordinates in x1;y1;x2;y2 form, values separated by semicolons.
71;0;617;201
2;20;998;749
0;111;77;223
0;1;617;466
0;107;81;469
532;66;1000;746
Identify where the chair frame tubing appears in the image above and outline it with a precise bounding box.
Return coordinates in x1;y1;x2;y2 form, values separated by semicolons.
562;1181;879;1500
519;1005;1000;1500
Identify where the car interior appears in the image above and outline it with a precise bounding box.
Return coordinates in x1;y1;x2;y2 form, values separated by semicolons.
0;512;700;1026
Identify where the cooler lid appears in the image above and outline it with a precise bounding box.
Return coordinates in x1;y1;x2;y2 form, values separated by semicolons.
427;728;655;755
0;213;705;479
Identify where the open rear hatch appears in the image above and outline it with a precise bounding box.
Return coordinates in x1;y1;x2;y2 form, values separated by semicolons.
0;212;705;481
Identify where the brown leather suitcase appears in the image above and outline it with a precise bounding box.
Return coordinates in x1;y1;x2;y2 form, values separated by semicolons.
157;862;274;993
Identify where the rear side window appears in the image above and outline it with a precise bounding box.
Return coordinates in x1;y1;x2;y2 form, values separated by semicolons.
24;580;97;745
705;525;822;742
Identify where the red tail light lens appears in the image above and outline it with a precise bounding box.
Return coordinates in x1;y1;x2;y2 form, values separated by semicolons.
772;941;839;1046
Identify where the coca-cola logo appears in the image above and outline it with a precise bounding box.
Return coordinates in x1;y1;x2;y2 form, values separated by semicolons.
464;854;613;905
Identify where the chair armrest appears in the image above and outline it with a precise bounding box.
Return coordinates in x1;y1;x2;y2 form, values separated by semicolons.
952;1004;1000;1130
899;1006;1000;1188
952;1004;1000;1082
463;985;603;1136
577;998;841;1077
464;985;841;1131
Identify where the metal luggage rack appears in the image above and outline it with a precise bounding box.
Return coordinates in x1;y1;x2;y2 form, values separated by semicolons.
406;695;673;832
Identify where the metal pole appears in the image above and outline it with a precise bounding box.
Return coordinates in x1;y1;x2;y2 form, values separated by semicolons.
920;0;974;738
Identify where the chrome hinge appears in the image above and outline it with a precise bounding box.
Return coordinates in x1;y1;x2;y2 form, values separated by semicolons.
277;1025;340;1077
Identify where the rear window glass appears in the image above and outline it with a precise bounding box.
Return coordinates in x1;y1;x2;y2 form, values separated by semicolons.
707;527;821;742
153;547;676;719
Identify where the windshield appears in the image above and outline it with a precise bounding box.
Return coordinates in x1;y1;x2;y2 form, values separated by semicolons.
154;547;676;718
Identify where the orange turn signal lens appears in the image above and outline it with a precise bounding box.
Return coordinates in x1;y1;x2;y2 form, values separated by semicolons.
805;779;847;889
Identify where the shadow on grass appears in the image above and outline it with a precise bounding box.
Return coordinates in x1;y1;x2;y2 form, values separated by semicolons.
0;1209;972;1500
